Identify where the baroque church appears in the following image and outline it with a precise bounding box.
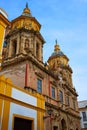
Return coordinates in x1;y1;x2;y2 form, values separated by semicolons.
1;3;81;130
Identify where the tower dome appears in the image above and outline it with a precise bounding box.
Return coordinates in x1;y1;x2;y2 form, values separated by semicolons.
10;3;41;31
47;40;69;71
51;40;64;57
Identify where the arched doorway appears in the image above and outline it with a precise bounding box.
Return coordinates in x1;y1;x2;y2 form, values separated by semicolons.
61;119;67;130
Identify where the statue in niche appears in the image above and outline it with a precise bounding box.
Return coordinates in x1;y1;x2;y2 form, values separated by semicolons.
25;39;29;49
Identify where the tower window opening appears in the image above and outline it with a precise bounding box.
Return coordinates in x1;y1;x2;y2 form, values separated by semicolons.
12;39;17;57
36;43;39;59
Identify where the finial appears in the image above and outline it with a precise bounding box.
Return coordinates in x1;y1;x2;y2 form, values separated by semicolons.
55;39;57;45
26;2;28;8
22;2;32;16
54;39;60;52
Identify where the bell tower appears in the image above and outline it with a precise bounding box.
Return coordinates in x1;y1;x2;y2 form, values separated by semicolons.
48;40;73;87
3;3;45;65
48;40;69;70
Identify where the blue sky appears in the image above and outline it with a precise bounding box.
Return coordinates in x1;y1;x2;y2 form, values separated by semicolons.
0;0;87;101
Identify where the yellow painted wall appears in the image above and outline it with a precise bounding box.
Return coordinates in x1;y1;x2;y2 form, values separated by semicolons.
0;22;4;49
0;75;45;130
12;19;39;31
37;93;45;130
0;21;5;63
0;75;12;130
0;11;10;67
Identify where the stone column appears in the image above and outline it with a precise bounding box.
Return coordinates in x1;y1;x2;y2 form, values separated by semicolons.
41;44;43;61
20;35;24;53
39;43;42;61
30;37;33;52
8;39;12;57
34;37;36;57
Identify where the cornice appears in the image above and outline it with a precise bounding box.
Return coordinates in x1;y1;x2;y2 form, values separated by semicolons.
0;13;10;26
6;28;45;44
45;102;80;119
2;53;58;80
11;15;41;29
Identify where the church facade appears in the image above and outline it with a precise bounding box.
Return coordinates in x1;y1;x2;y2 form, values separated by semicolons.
1;4;81;130
0;7;45;130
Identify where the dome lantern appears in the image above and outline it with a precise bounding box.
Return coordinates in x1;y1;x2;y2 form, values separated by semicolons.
22;3;32;17
54;40;60;52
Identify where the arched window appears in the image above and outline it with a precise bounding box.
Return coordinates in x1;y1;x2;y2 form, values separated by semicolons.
12;39;17;57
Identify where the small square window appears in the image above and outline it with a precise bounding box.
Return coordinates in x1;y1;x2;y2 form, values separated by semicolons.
82;112;87;121
52;87;55;99
84;123;87;128
37;79;42;93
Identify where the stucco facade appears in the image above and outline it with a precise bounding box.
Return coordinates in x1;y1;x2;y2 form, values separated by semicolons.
0;75;45;130
0;7;45;130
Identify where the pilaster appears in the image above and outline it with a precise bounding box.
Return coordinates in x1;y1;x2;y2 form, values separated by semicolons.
8;39;12;57
16;34;20;54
